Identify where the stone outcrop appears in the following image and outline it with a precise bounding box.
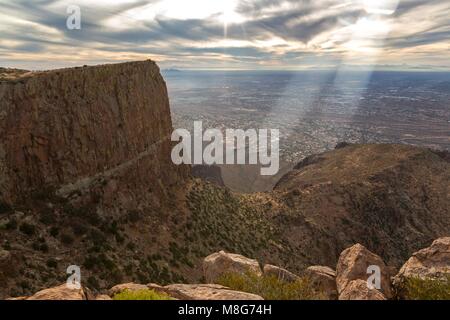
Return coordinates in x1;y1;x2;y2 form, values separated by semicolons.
263;264;299;283
203;251;262;283
108;283;149;297
149;284;263;300
393;237;450;297
336;244;392;299
25;284;87;300
305;266;338;300
338;280;387;300
0;60;189;205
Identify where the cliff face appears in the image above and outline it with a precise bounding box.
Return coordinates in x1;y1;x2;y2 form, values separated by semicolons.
0;61;188;204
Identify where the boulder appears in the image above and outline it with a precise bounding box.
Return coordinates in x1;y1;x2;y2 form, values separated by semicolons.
336;244;392;299
108;283;149;297
149;284;263;300
393;237;450;295
263;264;299;283
338;280;387;300
203;251;262;283
305;266;338;300
96;294;113;300
26;284;86;300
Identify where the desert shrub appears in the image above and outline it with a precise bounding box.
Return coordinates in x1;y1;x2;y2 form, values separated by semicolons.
0;202;12;214
87;276;100;290
403;276;450;300
32;241;49;253
31;187;56;202
113;289;172;300
127;210;141;223
49;226;59;237
83;255;99;270
60;233;74;245
5;219;17;230
46;258;58;269
71;222;87;236
39;209;56;225
217;271;325;300
19;222;36;236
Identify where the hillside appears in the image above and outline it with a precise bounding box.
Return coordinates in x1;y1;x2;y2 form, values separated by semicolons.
0;61;449;299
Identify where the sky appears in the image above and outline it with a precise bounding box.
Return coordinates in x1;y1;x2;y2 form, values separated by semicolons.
0;0;449;70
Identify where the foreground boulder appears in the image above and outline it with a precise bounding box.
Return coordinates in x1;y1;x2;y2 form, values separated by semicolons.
305;266;338;300
26;284;87;300
149;284;263;300
108;283;149;297
336;244;392;299
393;237;450;297
263;264;299;283
203;251;262;283
338;280;387;300
394;237;450;281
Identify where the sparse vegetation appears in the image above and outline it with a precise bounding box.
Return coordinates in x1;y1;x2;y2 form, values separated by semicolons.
402;276;450;300
46;258;58;269
60;233;74;245
113;289;172;300
5;219;17;230
19;222;36;236
217;271;325;300
0;202;12;214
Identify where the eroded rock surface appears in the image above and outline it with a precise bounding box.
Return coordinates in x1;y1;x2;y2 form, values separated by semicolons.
393;237;450;297
203;251;262;283
150;283;264;300
338;280;387;300
305;266;338;300
263;264;299;283
0;60;188;204
26;284;86;300
336;244;392;299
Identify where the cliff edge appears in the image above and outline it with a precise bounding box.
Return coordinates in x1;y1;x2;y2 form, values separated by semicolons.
0;60;189;205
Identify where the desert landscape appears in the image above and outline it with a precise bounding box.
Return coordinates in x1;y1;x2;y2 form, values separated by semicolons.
0;61;449;300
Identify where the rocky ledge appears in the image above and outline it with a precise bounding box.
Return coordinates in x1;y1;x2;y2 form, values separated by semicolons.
8;237;449;300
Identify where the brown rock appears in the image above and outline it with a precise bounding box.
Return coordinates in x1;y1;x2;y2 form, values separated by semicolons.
393;237;450;295
108;283;149;297
305;266;338;300
338;280;387;300
153;284;263;300
336;244;392;299
26;284;86;300
96;295;113;300
203;251;262;283
6;296;27;300
0;60;189;205
263;264;300;283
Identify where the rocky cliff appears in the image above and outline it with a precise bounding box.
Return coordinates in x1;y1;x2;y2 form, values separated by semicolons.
0;60;188;205
0;61;448;299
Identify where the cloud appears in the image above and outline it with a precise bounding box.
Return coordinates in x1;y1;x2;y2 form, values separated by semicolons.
0;0;449;70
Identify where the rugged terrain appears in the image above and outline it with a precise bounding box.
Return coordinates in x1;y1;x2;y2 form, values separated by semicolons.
0;61;449;299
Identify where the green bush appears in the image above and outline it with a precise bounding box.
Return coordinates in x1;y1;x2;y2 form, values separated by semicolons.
113;289;173;300
403;276;450;300
217;272;325;300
